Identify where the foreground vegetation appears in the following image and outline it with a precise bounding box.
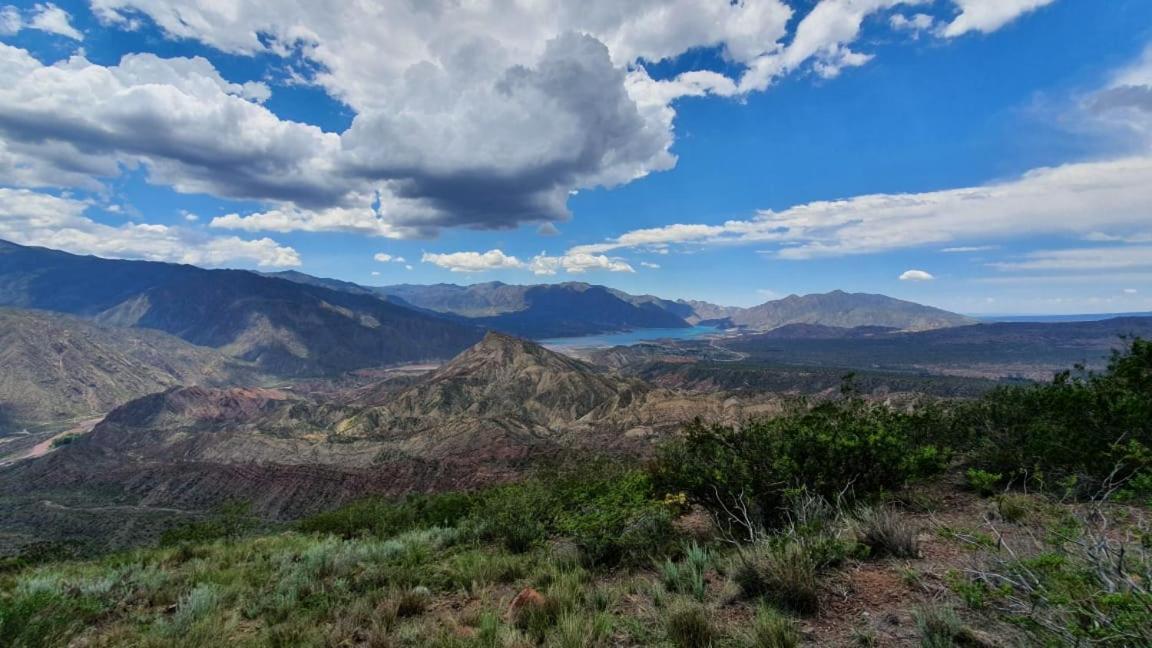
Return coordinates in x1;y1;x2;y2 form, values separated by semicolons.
2;341;1150;647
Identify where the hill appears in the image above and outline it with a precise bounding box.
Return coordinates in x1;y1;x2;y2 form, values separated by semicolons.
378;282;691;338
726;290;976;331
0;308;257;433
0;240;484;375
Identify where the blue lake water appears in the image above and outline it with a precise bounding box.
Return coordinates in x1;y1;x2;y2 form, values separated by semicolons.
539;326;721;350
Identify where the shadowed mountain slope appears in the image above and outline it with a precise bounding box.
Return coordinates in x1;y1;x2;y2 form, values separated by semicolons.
0;240;484;375
0;307;257;432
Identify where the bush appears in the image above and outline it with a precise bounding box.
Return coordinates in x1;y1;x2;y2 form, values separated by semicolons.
747;605;799;648
914;605;968;648
666;603;716;648
961;338;1152;495
160;500;256;546
733;540;821;615
298;491;476;539
654;397;950;536
854;507;920;559
471;463;676;566
965;469;1002;497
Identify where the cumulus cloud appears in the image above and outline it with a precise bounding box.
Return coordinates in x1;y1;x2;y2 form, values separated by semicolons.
373;252;406;264
28;3;83;40
0;0;1051;241
941;0;1056;38
421;249;526;273
568;156;1152;259
420;248;634;275
899;269;935;281
0;188;300;267
890;13;934;34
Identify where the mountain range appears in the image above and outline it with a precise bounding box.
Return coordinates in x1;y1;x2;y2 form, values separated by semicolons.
0;240;484;377
364;281;975;337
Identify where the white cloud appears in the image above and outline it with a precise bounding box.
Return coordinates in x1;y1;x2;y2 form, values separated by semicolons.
528;252;635;275
0;6;21;35
989;246;1152;272
420;248;634;275
941;0;1056;38
890;13;934;34
569;156;1152;260
181;211;199;222
373;252;406;264
0;1;1069;241
899;269;935;281
1124;288;1138;294
640;261;661;269
0;45;334;204
370;271;381;277
0;188;299;267
941;245;997;253
537;222;561;236
421;249;526;273
26;3;83;40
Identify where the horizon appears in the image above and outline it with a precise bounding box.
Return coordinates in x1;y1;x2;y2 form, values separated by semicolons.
1;1;1151;315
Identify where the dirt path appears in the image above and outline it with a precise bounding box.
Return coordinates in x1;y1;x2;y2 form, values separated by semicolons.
0;417;103;466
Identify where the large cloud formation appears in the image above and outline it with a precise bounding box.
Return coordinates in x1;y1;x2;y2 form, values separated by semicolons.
0;0;1058;245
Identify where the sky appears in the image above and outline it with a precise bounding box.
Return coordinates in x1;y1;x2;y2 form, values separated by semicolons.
1;0;1151;314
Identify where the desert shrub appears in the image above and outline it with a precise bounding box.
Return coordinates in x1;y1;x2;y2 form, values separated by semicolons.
298;490;476;538
654;396;949;536
659;542;711;601
854;507;920;559
733;540;821;615
471;463;676;566
746;604;799;648
160;500;256;546
961;338;1152;495
0;587;104;648
394;585;432;617
666;603;716;648
964;469;1002;497
914;605;968;648
994;494;1032;523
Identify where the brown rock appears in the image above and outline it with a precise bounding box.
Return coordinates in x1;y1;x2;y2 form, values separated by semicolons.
506;587;548;621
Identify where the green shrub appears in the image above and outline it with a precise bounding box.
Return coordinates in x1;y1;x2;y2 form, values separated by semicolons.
298;491;476;538
654;397;950;535
666;603;716;648
747;605;799;648
733;540;821;615
960;338;1152;494
965;469;1002;497
160;500;256;546
471;463;676;566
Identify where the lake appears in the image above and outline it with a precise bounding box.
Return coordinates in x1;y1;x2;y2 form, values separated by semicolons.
539;325;721;350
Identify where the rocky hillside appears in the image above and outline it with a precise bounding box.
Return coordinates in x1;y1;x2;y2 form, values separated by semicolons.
0;334;774;539
0;308;257;431
0;240;484;375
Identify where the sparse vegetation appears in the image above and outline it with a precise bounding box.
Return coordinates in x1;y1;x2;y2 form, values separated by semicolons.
2;340;1150;646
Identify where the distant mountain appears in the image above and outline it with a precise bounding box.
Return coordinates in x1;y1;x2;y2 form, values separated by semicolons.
0;308;258;432
725;290;976;331
378;281;691;338
0;240;483;375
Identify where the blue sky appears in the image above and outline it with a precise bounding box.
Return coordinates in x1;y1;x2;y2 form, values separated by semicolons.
1;0;1151;314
